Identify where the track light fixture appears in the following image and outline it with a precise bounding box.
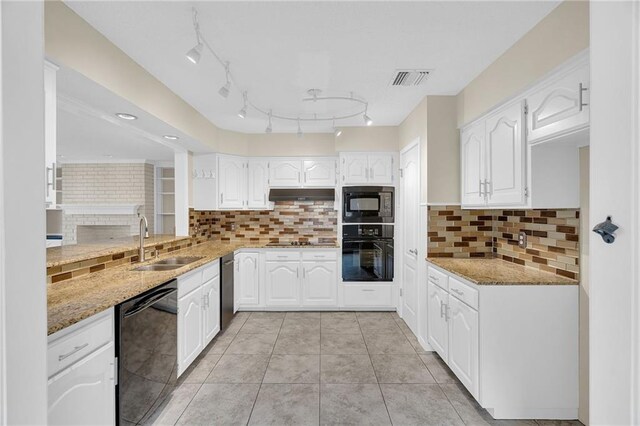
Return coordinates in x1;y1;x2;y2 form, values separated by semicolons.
237;91;248;118
333;119;342;137
186;9;203;64
265;110;273;134
218;62;231;98
297;119;303;138
363;105;373;126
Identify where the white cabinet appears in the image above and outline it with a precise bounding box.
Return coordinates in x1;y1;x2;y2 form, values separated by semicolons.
302;261;337;306
303;159;336;187
265;261;300;307
177;261;220;375
447;295;479;397
47;309;115;426
218;155;247;209
236;252;260;307
341;153;394;185
427;281;449;360
44;61;58;207
247;160;270;209
193;154;217;211
269;160;302;187
527;63;589;144
460;101;525;208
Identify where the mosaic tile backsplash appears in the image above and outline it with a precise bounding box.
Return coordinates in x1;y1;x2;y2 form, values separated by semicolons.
190;201;338;245
428;205;580;280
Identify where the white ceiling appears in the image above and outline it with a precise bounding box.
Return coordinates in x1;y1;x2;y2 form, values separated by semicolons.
66;1;560;134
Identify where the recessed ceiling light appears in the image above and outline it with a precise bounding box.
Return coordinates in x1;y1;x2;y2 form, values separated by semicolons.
163;135;179;140
116;113;138;120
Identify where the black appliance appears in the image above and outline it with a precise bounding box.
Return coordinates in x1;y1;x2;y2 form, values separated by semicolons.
220;253;235;331
342;224;394;281
342;186;394;223
269;188;335;202
116;280;178;425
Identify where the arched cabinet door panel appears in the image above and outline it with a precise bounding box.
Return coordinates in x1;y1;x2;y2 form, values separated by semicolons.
301;261;337;306
265;262;300;306
461;122;486;207
448;296;479;399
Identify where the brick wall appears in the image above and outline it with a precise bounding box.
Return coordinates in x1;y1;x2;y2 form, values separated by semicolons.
61;163;155;243
428;205;580;280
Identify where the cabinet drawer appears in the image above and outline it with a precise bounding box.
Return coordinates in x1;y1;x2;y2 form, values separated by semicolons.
265;251;301;261
343;284;393;307
48;309;113;377
202;259;220;282
449;277;479;310
178;268;203;297
427;266;448;290
301;251;337;261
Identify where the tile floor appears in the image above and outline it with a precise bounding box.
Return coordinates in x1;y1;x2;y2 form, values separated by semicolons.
139;311;583;426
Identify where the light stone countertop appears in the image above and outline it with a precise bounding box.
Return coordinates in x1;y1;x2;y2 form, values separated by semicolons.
47;240;339;335
427;257;578;285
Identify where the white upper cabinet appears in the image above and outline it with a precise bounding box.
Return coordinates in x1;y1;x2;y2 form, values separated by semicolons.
303;159;336;187
193;154;218;211
527;62;589;144
460;122;486;207
218;156;247;209
269;160;302;187
484;101;526;206
44;61;58;206
341;153;395;185
247;160;270;209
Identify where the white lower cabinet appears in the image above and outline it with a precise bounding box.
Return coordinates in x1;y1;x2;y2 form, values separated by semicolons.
47;308;115;426
302;261;337;306
177;260;220;376
265;261;301;307
343;284;393;308
427;281;449;360
236;252;260;307
447;295;479;397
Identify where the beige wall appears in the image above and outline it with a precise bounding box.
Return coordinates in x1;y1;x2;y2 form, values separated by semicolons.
426;97;459;204
578;146;590;425
335;126;398;152
456;0;589;126
247;133;336;157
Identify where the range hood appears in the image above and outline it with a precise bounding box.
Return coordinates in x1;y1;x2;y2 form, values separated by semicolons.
268;188;335;202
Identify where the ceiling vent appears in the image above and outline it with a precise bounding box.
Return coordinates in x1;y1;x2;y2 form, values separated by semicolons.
390;69;431;87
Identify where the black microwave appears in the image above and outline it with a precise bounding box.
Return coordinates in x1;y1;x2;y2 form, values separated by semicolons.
342;186;394;223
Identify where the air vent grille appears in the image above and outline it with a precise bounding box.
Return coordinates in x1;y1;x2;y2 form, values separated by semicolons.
390;69;431;87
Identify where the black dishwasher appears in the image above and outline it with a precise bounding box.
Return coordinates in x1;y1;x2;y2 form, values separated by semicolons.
115;280;178;425
220;253;235;331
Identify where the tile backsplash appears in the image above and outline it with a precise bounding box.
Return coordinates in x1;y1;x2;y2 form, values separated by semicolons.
190;201;338;245
428;205;580;280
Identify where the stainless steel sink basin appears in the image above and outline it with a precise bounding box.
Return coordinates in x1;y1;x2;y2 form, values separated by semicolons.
133;256;204;272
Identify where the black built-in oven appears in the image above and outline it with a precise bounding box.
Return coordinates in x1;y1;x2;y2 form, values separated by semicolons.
342;224;394;281
342;186;394;223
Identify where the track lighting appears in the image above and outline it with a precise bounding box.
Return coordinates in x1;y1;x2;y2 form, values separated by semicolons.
186;43;202;64
219;62;231;98
297;119;303;138
265;111;273;134
333;119;342;137
116;113;138;120
238;92;248;118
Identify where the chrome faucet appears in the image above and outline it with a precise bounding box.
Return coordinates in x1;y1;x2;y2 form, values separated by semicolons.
139;215;149;262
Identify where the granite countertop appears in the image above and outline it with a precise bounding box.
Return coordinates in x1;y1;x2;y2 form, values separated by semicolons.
427;257;578;286
47;240;340;335
46;234;191;268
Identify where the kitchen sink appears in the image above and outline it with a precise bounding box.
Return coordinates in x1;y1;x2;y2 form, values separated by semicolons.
133;256;204;272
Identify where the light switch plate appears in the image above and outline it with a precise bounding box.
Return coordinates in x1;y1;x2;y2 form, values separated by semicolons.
518;231;527;249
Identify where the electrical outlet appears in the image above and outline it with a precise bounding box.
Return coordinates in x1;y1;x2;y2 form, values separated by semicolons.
518;231;527;249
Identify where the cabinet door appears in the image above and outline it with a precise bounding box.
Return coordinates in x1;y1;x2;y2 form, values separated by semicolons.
193;154;218;210
265;261;300;306
461;122;487;207
247;160;270;209
527;64;589;143
269;160;302;187
427;281;449;361
237;252;260;306
448;296;479;399
302;261;337;306
341;154;369;184
485;101;526;206
218;156;246;209
202;277;220;346
368;154;394;184
303;159;336;187
48;343;115;426
178;288;203;375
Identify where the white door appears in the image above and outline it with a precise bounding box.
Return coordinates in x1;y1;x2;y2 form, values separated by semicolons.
202;277;220;346
48;343;115;426
269;160;302;187
447;296;479;399
193;154;217;210
368;154;394;184
44;62;57;206
461;122;487;207
400;143;420;334
341;154;368;184
427;282;449;360
238;252;259;306
303;159;336;187
218;156;246;209
527;63;589;143
265;261;300;306
178;288;203;375
485;101;526;206
247;160;269;209
301;261;337;306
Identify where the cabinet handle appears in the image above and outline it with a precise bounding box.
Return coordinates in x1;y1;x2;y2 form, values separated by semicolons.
440;301;445;318
297;267;300;278
445;305;450;322
362;289;375;292
579;83;588;111
484;179;491;198
369;167;374;180
429;275;438;283
58;343;89;361
220;193;224;204
479;179;484;196
451;288;464;296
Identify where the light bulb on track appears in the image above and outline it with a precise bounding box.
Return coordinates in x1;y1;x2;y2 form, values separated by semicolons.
186;43;202;64
297;119;303;138
238;92;248;118
265;111;273;133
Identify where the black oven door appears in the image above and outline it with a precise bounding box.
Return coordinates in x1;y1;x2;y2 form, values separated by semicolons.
342;240;391;281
